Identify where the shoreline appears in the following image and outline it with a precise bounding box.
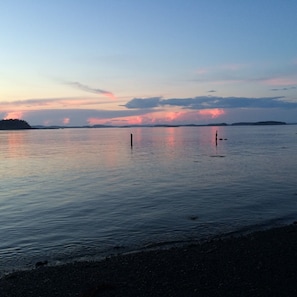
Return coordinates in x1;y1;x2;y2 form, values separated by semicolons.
0;221;285;278
2;223;297;296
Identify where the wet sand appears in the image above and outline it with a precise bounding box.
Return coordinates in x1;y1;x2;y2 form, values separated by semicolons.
1;224;297;297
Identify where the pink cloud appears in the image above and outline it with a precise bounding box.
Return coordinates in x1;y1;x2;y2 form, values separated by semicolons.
164;109;225;122
87;109;225;126
198;109;225;118
4;111;24;120
87;118;105;125
63;117;70;124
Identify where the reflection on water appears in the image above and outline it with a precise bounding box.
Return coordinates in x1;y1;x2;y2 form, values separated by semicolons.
1;131;28;158
0;126;297;275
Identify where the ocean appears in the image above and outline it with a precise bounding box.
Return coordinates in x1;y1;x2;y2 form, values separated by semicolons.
0;125;297;275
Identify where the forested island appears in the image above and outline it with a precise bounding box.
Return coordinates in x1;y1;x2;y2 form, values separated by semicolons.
0;119;32;130
231;121;286;126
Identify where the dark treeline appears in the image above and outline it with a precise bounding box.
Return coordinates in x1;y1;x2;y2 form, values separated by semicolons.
0;119;32;130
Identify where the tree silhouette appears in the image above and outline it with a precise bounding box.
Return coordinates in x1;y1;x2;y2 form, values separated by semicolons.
0;119;32;130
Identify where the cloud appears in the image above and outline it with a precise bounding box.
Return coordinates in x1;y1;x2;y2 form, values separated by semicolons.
4;111;24;120
87;108;226;126
124;97;161;109
21;108;157;126
65;81;115;99
0;97;112;110
192;63;297;88
208;90;216;93
2;92;296;127
1;98;60;107
63;117;70;125
262;77;297;86
124;95;295;110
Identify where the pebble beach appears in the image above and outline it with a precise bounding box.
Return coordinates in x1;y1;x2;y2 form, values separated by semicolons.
1;224;297;297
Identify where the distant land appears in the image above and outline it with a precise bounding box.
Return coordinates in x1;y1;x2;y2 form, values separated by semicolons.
0;119;292;130
231;121;287;126
0;119;32;130
32;120;289;129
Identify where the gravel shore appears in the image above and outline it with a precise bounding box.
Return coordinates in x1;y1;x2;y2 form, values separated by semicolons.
1;224;297;297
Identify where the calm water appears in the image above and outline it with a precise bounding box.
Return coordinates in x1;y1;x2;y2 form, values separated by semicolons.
1;126;297;275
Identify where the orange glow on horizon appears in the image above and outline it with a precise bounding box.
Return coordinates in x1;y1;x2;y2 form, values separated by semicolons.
4;111;24;120
87;117;107;125
87;108;225;126
105;93;116;99
198;108;225;118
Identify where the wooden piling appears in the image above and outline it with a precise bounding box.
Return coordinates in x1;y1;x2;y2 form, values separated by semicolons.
215;130;218;146
130;133;133;147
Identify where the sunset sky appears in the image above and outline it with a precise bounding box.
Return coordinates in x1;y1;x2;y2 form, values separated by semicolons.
1;0;297;126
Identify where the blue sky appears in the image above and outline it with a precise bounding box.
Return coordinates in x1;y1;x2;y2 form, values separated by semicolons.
1;0;297;126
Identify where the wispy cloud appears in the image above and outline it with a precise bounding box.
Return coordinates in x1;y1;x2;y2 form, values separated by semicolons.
193;62;297;88
124;96;295;110
65;81;115;99
262;77;297;86
0;97;112;109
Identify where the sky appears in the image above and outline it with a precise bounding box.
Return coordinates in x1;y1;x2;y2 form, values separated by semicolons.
1;0;297;126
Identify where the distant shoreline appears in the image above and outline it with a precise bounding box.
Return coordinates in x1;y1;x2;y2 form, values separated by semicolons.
1;119;293;130
31;120;291;130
